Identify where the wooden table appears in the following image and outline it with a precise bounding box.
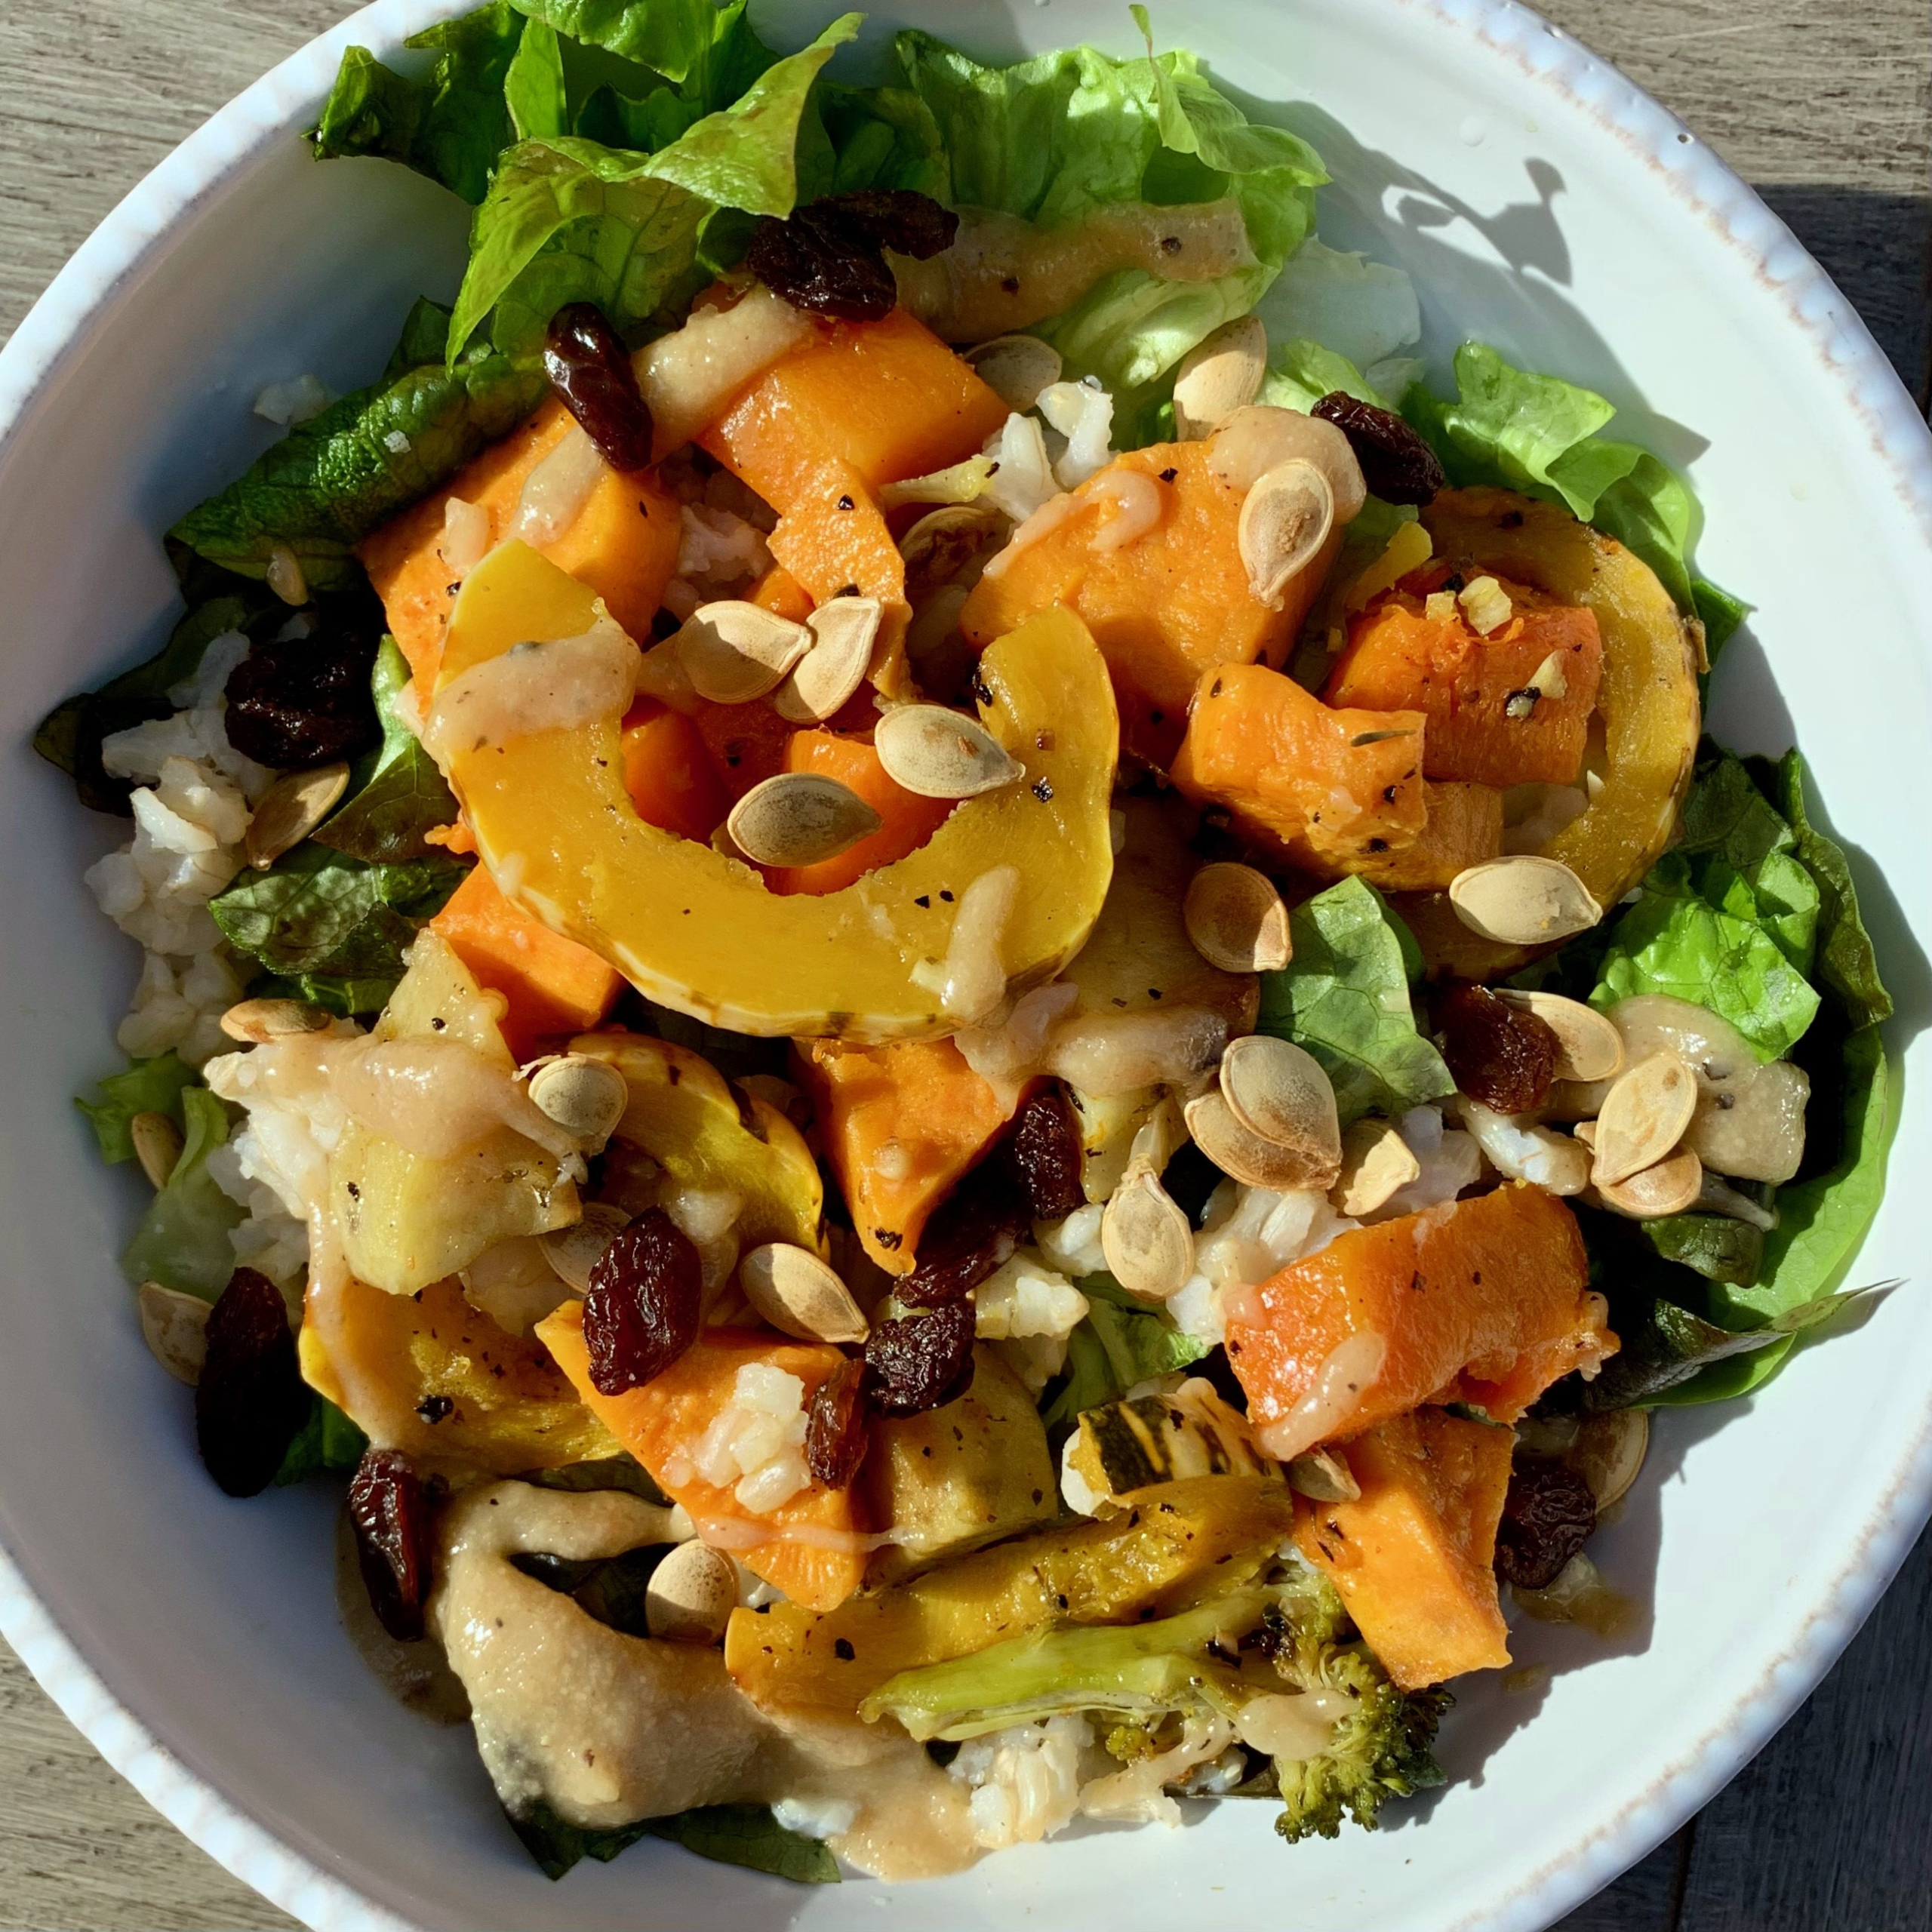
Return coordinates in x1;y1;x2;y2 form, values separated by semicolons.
1;4;1926;1927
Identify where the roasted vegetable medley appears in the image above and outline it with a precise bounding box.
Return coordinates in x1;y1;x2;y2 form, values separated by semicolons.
45;0;1894;1887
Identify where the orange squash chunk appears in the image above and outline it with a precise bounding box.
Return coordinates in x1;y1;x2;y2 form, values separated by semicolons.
620;700;728;843
1340;781;1503;891
749;563;816;623
537;1304;869;1612
1226;1183;1614;1453
1296;1407;1514;1688
1326;571;1604;789
767;732;953;896
429;863;621;1060
691;697;796;803
360;396;681;690
799;1037;1019;1274
958;440;1338;766
1171;661;1429;874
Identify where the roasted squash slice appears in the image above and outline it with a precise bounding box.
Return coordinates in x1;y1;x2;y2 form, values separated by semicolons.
438;543;1118;1041
1391;488;1700;978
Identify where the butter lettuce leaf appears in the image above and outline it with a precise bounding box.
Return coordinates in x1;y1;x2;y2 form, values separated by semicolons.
506;1797;837;1883
312;638;460;864
1041;1277;1204;1431
274;1395;370;1485
1770;750;1892;1030
121;1086;245;1297
75;1052;199;1165
1257;878;1454;1127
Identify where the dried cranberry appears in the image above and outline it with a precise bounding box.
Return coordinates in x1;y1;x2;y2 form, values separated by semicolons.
823;189;959;260
582;1208;703;1395
1494;1457;1596;1589
223;622;380;770
1437;983;1559;1115
543;301;654;473
896;1161;1032;1307
805;1356;872;1488
348;1447;438;1641
1312;392;1447;506
1004;1083;1084;1222
746;191;957;323
863;1302;977;1417
194;1267;308;1497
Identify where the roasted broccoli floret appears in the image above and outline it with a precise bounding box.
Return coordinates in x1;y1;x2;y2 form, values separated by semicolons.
1263;1567;1452;1843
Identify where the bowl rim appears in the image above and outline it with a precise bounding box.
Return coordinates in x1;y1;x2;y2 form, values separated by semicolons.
2;2;1928;1929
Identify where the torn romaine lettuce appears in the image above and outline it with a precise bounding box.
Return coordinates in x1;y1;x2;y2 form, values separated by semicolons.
120;1085;245;1297
75;1052;200;1164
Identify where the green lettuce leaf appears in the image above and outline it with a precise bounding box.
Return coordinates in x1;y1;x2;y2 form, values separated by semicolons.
507;1798;838;1882
448;15;857;359
211;844;470;992
1261;337;1395;414
512;0;743;85
1589;745;1820;1061
274;1395;370;1484
75;1053;199;1164
312;638;460;863
811;80;947;198
121;1086;245;1297
1641;1213;1763;1287
1040;1277;1204;1430
504;17;571;140
311;2;528;205
1257;878;1454;1127
1256;237;1421;376
169;337;546;591
1770;750;1892;1030
1404;341;1705;610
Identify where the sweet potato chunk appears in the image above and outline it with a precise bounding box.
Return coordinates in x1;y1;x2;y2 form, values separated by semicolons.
1226;1183;1614;1454
360;396;679;690
1327;570;1603;789
766;731;953;895
799;1037;1019;1274
959;440;1336;766
619;700;728;842
1296;1407;1514;1688
537;1306;868;1612
1342;780;1503;890
1171;660;1428;874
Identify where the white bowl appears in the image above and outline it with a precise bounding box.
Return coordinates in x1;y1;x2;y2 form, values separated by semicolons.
2;2;1927;1927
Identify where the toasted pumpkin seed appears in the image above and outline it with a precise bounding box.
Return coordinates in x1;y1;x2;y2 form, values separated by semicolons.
900;503;1009;605
1183;861;1291;974
1238;460;1335;611
645;1539;739;1645
528;1054;629;1149
130;1111;183;1189
540;1202;632;1292
220;998;332;1044
1127;1096;1189;1176
1495;989;1625;1083
244;761;350;869
139;1280;210;1386
770;597;883;724
1100;1164;1195;1299
726;773;882;867
1448;855;1601;946
1206;405;1367;518
1185;1089;1331;1192
874;703;1023;799
740;1242;869;1344
1332;1117;1420;1217
1592;1049;1697;1186
1172;315;1268;439
1594;1146;1703;1218
1286;1446;1361;1503
963;334;1064;411
1218;1035;1342;1187
1570;1409;1649;1512
675;601;812;703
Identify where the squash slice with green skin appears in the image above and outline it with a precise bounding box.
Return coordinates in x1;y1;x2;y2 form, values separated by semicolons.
438;543;1118;1040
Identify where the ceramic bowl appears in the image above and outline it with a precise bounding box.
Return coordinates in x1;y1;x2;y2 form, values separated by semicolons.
1;2;1927;1927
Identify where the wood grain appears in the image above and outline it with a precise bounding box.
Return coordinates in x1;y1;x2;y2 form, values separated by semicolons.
0;4;1927;1930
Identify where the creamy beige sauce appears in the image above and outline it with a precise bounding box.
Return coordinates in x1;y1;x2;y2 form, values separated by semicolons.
425;620;638;766
334;1503;471;1724
432;1483;982;1878
912;865;1019;1024
894;199;1254;342
635;285;816;457
1255;1328;1389;1460
509;426;607;546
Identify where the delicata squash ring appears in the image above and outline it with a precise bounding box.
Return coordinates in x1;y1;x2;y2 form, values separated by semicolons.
1389;487;1701;979
437;542;1119;1040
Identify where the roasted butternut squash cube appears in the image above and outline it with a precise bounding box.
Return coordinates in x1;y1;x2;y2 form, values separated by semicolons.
766;731;953;896
1306;780;1503;891
619;700;729;842
1296;1407;1515;1688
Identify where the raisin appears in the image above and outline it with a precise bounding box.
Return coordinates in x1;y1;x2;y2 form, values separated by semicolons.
1312;392;1447;506
863;1302;977;1417
1436;983;1559;1115
1494;1457;1596;1589
824;189;959;260
746;191;958;321
543;301;654;473
582;1208;703;1395
1004;1082;1084;1222
223;617;381;770
896;1160;1032;1307
194;1267;308;1497
805;1355;872;1489
347;1448;438;1641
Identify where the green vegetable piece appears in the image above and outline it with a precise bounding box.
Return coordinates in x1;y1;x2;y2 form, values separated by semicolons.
1257;877;1454;1127
1693;578;1749;673
518;1454;671;1505
1040;1276;1204;1431
312;638;460;864
1641;1214;1764;1287
506;1797;838;1883
120;1086;245;1299
1774;750;1893;1031
1262;337;1395;414
812;80;947;199
513;1545;664;1638
75;1053;198;1164
504;17;571;141
274;1396;369;1485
